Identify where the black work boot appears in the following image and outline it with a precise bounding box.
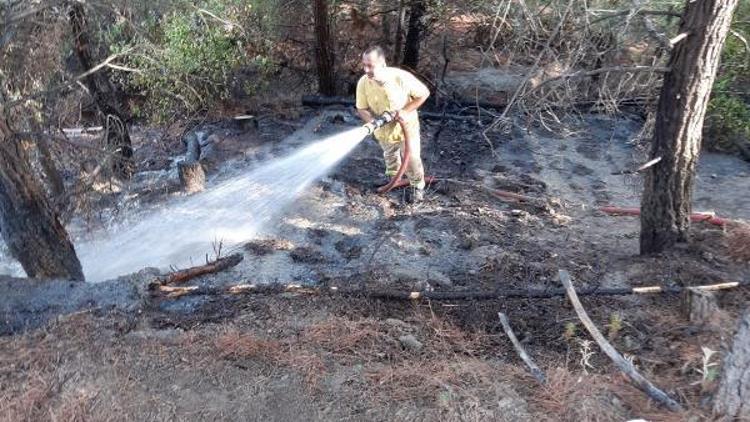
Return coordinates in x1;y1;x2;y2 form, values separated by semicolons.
406;186;424;204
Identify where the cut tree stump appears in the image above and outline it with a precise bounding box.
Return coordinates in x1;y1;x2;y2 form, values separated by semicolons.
178;160;206;194
178;132;205;193
714;310;750;420
681;287;719;325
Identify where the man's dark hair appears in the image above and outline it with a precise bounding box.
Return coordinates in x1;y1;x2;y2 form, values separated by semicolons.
363;45;386;58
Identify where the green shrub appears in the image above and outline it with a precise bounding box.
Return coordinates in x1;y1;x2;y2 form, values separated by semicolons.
706;3;750;152
108;0;278;123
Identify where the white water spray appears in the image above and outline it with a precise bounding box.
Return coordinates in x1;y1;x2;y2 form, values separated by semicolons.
75;126;369;281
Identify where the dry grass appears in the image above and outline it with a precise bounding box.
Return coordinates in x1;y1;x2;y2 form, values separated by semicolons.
214;328;284;361
532;367;628;421
301;316;396;359
366;357;502;402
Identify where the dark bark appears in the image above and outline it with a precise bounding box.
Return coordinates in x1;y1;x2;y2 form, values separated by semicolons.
393;0;406;63
640;0;739;254
714;310;750;419
35;135;65;199
69;2;134;180
402;0;427;70
0;118;84;281
313;0;336;96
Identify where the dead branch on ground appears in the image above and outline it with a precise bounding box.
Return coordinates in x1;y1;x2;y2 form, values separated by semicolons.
153;279;744;300
150;253;243;289
559;269;683;411
498;312;546;384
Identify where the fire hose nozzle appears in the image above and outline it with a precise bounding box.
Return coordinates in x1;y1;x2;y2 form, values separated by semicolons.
364;111;397;135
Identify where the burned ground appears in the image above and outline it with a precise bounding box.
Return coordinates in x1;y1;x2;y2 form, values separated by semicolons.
1;110;749;421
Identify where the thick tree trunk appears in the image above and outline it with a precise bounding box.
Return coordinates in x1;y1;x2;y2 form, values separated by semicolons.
313;0;336;96
714;310;750;420
69;2;134;180
0;118;84;281
402;0;427;70
36;135;65;199
640;0;739;254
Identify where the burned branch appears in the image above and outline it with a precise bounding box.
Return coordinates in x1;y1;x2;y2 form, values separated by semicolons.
498;312;546;384
559;270;683;411
150;253;244;288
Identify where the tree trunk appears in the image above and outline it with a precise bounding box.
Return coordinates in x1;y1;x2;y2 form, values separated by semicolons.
69;2;134;180
402;0;427;70
35;135;65;200
313;0;336;96
393;0;407;63
0;118;84;281
714;310;750;419
640;0;739;254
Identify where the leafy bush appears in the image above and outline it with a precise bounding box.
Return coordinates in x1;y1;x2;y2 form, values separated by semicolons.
108;0;278;123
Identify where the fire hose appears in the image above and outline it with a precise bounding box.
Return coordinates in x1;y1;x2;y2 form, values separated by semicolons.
364;111;431;194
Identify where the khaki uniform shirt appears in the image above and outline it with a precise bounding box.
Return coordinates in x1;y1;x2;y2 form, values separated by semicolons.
355;67;430;143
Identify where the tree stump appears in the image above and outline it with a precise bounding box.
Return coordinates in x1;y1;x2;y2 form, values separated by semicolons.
682;287;719;325
178;160;205;194
178;131;205;194
714;310;750;420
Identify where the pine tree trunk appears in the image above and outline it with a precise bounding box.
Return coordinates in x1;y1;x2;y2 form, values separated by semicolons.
0;119;84;281
640;0;739;254
714;310;750;419
313;0;336;96
402;0;427;70
69;2;134;180
393;0;407;64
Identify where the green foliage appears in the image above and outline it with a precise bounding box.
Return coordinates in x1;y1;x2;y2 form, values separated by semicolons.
606;312;623;340
107;0;279;123
706;2;750;151
562;322;577;340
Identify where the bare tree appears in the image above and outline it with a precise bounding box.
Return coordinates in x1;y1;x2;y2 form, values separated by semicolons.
402;0;427;70
393;0;407;64
313;0;336;96
640;0;739;254
69;2;134;180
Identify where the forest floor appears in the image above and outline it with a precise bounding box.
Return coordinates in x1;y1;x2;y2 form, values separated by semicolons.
1;105;750;421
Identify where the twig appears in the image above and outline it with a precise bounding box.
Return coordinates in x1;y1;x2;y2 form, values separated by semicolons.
498;312;546;383
150;253;243;288
559;269;683;412
611;156;662;175
582;9;681;29
530;66;670;93
441;178;546;204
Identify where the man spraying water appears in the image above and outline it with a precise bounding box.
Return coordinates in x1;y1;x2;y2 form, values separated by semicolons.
355;46;430;203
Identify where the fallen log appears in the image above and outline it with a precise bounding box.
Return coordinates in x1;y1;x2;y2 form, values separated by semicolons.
498;312;546;384
150;253;244;288
154;279;744;299
559;269;683;412
599;206;730;226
